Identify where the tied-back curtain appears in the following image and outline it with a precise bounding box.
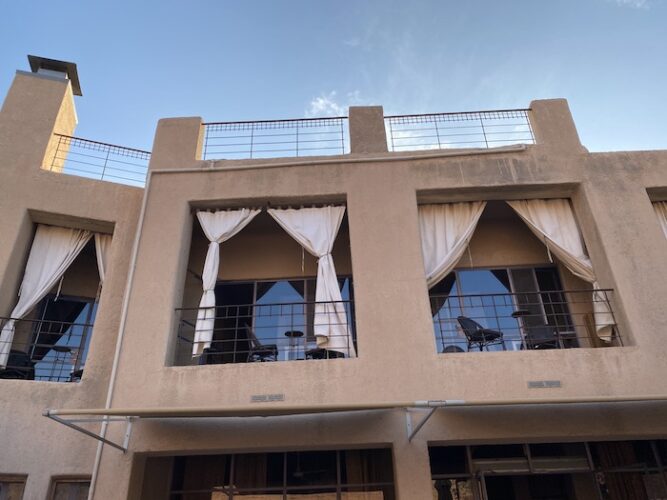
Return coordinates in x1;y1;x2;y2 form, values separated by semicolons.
0;225;92;367
94;233;112;285
507;199;615;341
418;202;487;288
268;206;355;357
653;201;667;239
193;209;260;356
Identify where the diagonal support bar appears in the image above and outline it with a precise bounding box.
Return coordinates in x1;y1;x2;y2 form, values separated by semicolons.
407;407;439;442
44;411;135;453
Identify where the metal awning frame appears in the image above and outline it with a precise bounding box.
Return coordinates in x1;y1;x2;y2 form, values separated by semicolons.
44;412;135;453
43;395;667;453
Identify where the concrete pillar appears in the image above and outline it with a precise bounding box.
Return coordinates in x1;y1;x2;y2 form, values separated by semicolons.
573;168;667;349
528;99;586;153
349;106;388;154
393;438;434;499
148;117;203;170
0;70;77;172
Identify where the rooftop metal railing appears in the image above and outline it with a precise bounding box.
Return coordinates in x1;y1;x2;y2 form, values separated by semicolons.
202;117;349;160
429;289;619;353
0;316;94;382
46;133;150;187
174;299;356;365
385;108;534;152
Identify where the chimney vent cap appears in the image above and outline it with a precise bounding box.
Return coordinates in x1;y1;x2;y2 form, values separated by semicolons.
27;55;82;96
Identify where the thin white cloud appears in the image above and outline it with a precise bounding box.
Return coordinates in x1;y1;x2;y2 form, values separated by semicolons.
343;37;361;48
610;0;649;8
305;91;365;117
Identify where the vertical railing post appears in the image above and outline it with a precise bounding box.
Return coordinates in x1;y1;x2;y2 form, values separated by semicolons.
249;125;255;159
388;120;395;152
295;122;300;157
340;119;345;154
51;135;63;171
203;125;209;160
434;119;442;149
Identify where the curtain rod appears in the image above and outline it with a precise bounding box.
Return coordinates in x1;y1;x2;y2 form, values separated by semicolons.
190;203;347;214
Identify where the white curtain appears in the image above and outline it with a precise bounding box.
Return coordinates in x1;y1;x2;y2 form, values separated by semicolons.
193;209;260;356
507;199;615;341
653;201;667;239
0;225;92;367
94;233;112;285
418;202;487;288
268;206;355;357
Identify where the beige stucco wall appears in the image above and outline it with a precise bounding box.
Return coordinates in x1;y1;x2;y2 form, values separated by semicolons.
0;71;143;499
91;101;667;499
1;68;666;500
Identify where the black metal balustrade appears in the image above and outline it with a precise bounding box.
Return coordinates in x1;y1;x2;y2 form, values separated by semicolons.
47;133;150;186
0;316;94;382
430;289;619;353
202;117;349;160
174;300;356;365
385;109;534;152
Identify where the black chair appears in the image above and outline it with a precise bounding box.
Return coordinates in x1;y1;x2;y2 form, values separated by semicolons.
523;324;561;350
305;348;345;360
456;316;504;352
0;350;35;380
246;325;278;362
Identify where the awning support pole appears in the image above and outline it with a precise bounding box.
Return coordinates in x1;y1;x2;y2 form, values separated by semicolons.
44;411;135;453
407;407;438;442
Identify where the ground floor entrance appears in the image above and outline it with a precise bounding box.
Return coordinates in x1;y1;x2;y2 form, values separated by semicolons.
430;439;667;499
141;448;395;499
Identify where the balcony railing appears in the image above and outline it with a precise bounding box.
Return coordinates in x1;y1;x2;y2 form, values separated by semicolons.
174;300;356;365
429;289;619;353
202;117;349;160
0;316;94;382
46;133;150;187
385;109;534;152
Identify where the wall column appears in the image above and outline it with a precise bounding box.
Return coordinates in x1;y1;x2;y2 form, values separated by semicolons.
393;437;434;499
349;106;388;154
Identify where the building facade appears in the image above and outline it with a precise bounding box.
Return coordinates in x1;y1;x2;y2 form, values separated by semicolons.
1;57;666;500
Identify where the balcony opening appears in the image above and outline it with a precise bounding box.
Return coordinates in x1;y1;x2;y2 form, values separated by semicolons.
176;207;354;366
430;440;667;500
421;200;620;353
0;225;110;382
141;448;394;499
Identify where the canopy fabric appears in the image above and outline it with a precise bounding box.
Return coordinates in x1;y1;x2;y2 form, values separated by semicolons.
507;199;615;341
0;225;92;367
268;206;355;357
418;202;487;288
193;209;260;356
94;233;112;285
653;201;667;239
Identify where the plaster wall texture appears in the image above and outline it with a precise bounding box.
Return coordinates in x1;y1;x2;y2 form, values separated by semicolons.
90;105;667;498
0;71;142;499
1;68;666;499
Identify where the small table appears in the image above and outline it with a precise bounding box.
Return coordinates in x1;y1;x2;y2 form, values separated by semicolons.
284;330;304;360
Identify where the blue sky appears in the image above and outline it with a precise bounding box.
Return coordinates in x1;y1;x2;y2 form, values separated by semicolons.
1;0;665;152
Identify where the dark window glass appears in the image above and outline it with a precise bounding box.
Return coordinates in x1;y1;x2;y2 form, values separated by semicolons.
458;270;514;350
471;444;525;460
535;267;574;333
285;450;337;488
0;477;26;500
429;446;468;475
430;273;463;351
530;442;587;458
52;480;90;500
